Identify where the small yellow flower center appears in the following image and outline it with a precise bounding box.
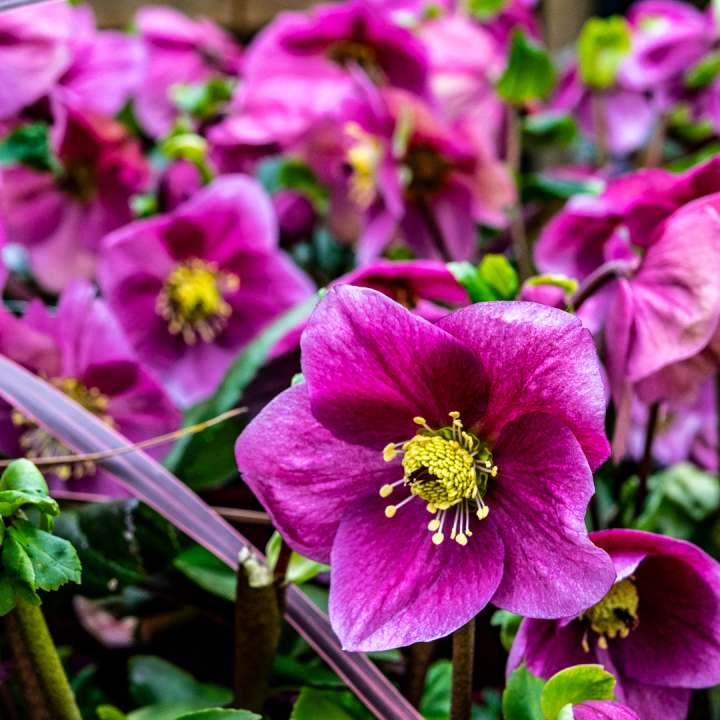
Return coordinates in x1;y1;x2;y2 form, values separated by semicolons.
579;578;640;651
345;123;383;209
380;412;497;547
12;377;113;480
156;259;239;345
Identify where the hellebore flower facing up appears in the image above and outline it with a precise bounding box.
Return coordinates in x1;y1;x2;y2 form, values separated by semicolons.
236;287;615;650
0;281;180;496
0;100;149;292
508;529;720;720
99;175;314;406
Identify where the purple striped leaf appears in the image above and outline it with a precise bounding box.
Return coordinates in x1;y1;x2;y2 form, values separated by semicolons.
0;355;422;720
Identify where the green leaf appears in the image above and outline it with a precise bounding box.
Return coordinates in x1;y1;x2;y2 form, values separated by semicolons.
478;254;519;300
7;520;81;591
523;112;578;147
172;77;235;119
176;710;261;720
1;458;50;495
467;0;507;20
420;660;452;720
497;30;555;105
97;706;129;720
522;173;605;201
257;157;329;214
2;533;35;586
578;16;632;89
685;52;720;89
0;490;59;519
291;688;355;720
0;123;55;171
164;294;320;489
503;666;544;720
129;656;231;708
490;609;522;652
174;545;236;602
266;532;329;585
540;664;615;720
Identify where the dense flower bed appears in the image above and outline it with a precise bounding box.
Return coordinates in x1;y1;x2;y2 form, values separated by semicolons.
1;1;720;719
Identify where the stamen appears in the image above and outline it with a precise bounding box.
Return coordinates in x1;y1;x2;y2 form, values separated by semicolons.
379;478;405;497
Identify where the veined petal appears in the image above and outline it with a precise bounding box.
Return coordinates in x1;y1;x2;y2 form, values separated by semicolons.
235;383;396;563
437;302;609;469
329;491;504;651
489;414;615;617
302;286;488;447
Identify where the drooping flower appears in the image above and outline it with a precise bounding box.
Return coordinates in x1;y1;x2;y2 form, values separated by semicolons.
98;175;315;406
508;529;720;720
134;5;243;139
0;99;149;292
536;160;720;407
236;286;614;650
0;280;180;496
210;0;430;153
0;0;71;120
338;81;513;262
54;4;143;117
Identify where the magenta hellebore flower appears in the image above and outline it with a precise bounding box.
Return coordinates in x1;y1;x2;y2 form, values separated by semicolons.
536;160;720;407
134;5;243;139
342;82;513;263
0;280;180;497
509;529;720;720
55;4;143;117
212;0;429;153
573;701;640;720
98;175;315;406
236;286;614;650
0;100;149;292
0;0;70;120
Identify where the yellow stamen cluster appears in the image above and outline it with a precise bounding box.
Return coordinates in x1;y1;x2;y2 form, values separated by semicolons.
380;412;497;547
156;259;239;344
580;577;640;651
345;123;383;209
12;377;113;480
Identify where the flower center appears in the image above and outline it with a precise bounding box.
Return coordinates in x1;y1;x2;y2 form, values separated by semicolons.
404;145;452;201
11;378;112;480
58;161;98;202
579;577;639;651
327;40;384;82
380;412;497;546
156;259;239;345
345;123;383;209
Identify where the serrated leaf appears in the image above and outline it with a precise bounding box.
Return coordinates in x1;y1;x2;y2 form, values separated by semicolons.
578;16;631;89
174;544;236;602
176;710;261;720
540;665;615;720
291;688;355;720
497;30;555;105
503;666;544;720
7;520;81;591
0;576;17;615
1;458;50;495
2;532;35;586
0;490;59;518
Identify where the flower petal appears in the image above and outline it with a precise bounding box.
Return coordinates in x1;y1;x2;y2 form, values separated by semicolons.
437;302;609;468
235;383;396;563
302;286;488;447
488;413;615;617
329;491;504;650
573;700;640;720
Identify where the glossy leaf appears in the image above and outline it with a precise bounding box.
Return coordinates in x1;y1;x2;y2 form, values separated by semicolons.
540;665;615;720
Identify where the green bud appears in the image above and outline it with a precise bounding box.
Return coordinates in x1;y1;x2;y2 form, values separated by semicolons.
578;16;632;90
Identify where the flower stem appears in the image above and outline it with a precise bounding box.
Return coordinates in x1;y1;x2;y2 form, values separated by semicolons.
571;259;633;311
402;642;434;708
591;90;609;168
506;106;532;281
643;115;667;168
450;618;475;720
8;598;81;720
636;402;660;516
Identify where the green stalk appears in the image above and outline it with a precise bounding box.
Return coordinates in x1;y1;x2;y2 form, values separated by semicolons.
10;598;81;720
450;618;475;720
